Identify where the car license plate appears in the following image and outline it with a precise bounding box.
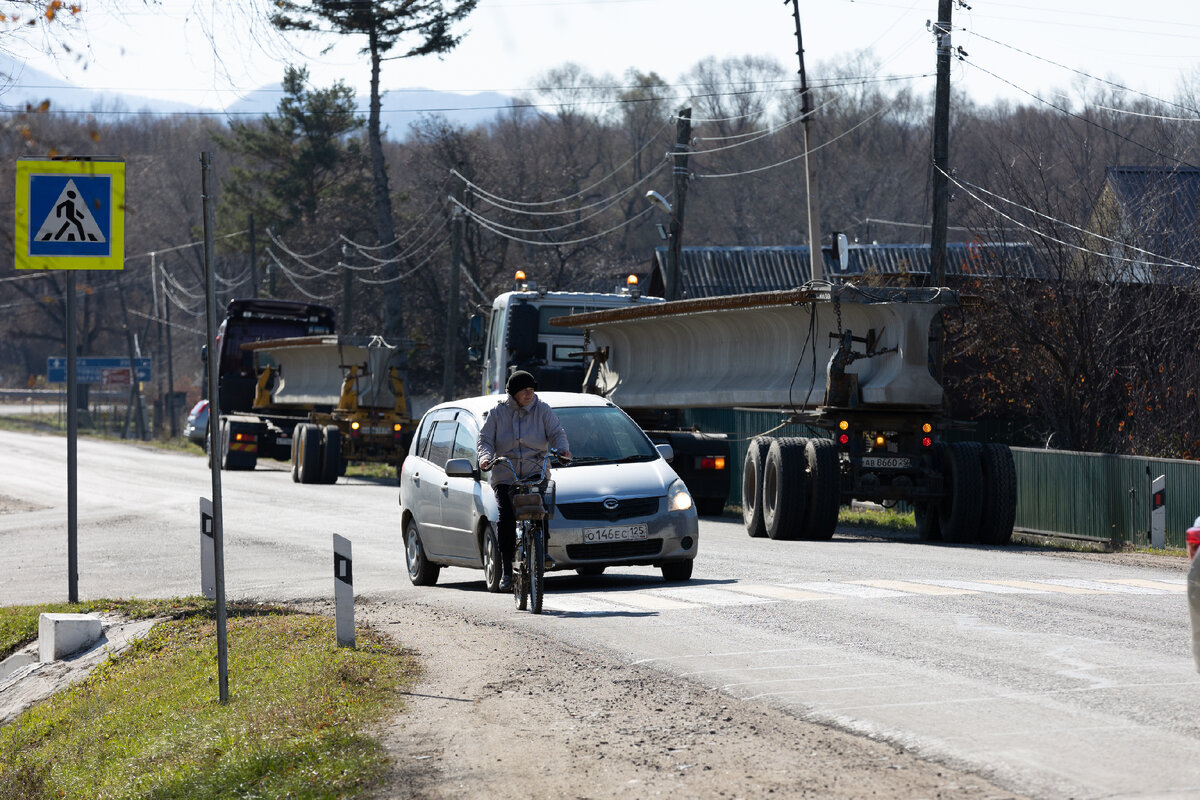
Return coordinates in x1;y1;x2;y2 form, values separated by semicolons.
862;456;912;469
582;524;648;543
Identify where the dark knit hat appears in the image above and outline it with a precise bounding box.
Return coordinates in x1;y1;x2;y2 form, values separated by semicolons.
506;370;537;396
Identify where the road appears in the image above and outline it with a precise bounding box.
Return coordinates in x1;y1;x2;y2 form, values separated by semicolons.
1;428;1197;800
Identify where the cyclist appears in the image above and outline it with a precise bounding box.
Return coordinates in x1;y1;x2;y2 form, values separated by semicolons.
477;370;571;590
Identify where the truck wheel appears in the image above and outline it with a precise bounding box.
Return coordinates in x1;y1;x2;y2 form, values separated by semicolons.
802;438;840;540
914;502;941;541
763;438;806;540
979;443;1017;545
297;423;323;484
742;437;772;538
938;441;984;543
404;517;440;587
320;426;341;485
290;424;303;483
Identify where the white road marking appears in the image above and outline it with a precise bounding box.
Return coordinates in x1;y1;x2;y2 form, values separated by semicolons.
1101;578;1186;592
1040;579;1168;594
726;584;841;601
784;581;908;598
655;586;776;606
853;579;977;595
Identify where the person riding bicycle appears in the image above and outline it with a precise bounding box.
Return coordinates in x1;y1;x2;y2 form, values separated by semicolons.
477;371;571;591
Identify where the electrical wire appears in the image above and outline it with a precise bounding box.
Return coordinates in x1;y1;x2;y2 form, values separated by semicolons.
450;194;656;247
451;116;674;209
939;166;1199;272
698;106;890;180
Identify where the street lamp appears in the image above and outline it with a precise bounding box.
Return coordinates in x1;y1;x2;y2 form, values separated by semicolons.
645;190;681;300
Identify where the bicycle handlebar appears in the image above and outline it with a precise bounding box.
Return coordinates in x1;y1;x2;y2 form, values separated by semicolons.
488;448;568;485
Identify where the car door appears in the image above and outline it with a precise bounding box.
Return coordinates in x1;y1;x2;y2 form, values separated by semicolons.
409;414;458;558
440;414;485;559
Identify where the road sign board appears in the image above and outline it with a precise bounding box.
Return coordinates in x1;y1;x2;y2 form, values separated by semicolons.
15;159;125;270
47;356;151;384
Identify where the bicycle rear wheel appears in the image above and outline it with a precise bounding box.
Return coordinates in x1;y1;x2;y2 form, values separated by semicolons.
529;521;545;614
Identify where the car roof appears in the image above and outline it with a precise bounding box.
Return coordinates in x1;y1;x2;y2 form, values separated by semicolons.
426;391;614;419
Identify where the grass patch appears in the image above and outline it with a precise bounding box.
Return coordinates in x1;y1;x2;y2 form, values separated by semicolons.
0;600;417;800
838;506;914;532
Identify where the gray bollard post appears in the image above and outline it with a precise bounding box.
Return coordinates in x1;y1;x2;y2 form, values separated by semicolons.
200;497;215;600
333;534;354;647
1150;474;1166;550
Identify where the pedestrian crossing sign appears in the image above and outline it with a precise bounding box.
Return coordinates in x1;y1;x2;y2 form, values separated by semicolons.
15;158;125;270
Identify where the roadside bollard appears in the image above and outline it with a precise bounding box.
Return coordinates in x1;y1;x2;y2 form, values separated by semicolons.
200;497;215;600
333;534;354;647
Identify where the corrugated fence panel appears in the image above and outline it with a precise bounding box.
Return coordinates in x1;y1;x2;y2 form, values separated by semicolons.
678;411;1200;547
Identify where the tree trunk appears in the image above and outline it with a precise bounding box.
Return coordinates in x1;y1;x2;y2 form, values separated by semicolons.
368;21;403;341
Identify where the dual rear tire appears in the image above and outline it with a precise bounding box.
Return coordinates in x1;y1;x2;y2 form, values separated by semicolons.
292;423;342;484
744;437;840;541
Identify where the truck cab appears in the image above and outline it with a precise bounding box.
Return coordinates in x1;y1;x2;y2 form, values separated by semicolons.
471;273;661;395
469;273;732;516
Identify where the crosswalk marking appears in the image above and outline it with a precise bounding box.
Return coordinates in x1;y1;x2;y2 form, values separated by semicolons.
589;592;699;611
726;584;839;602
911;579;1049;594
1101;578;1186;592
983;579;1105;595
655;586;775;606
784;581;909;598
853;579;978;596
538;574;1184;614
1040;579;1168;594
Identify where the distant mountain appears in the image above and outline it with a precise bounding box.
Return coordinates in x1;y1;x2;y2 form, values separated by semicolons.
0;54;208;116
0;54;512;134
223;84;514;135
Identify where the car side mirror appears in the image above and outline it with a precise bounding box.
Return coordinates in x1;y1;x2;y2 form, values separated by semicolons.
445;457;478;480
656;443;674;462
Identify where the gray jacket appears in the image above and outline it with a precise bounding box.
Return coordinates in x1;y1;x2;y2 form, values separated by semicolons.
477;395;569;487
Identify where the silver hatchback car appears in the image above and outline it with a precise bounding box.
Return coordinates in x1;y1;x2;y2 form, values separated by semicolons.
398;391;699;591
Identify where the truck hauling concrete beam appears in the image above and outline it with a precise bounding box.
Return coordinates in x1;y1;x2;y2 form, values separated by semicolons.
208;299;414;484
554;283;1017;545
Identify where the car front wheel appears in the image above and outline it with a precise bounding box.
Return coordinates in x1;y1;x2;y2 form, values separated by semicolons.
661;560;693;582
404;518;440;587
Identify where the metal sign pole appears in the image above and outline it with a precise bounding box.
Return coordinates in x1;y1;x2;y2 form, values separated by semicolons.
200;151;229;703
66;270;78;604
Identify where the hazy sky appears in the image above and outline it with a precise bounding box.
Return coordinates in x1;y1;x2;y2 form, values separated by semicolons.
5;0;1199;113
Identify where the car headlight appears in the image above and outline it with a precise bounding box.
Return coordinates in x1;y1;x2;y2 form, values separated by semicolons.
668;479;694;512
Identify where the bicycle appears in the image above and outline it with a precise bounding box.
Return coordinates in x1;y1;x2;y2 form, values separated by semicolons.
491;449;563;614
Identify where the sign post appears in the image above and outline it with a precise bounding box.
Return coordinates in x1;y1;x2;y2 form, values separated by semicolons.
16;157;125;603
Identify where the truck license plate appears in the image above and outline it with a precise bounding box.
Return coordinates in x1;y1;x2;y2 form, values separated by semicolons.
862;456;913;469
582;524;648;543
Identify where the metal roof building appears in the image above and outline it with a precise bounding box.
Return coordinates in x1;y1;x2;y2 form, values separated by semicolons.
646;242;1043;299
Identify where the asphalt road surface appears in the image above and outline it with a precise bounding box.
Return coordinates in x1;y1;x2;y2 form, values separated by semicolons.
2;429;1197;799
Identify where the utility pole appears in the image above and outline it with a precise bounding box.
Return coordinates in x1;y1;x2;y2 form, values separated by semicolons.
789;0;825;282
665;108;691;301
164;261;177;438
249;213;259;299
442;181;465;401
341;244;353;332
930;0;953;286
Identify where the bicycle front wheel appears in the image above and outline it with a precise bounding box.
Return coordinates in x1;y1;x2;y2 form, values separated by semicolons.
514;524;528;611
529;521;545;614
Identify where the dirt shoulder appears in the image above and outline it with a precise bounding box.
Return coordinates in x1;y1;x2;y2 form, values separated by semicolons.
356;598;1028;800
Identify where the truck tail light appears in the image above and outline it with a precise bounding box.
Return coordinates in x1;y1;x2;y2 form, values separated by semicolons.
700;456;726;470
393;423;403;440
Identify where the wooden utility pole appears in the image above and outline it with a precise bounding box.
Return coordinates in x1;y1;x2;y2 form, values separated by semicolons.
930;0;953;286
789;0;824;282
665;108;691;301
442;181;465;401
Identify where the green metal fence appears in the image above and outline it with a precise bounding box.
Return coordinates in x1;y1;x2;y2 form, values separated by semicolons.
682;409;1198;548
1012;447;1199;548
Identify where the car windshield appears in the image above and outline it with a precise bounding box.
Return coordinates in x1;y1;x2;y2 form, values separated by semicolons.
555;405;658;465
